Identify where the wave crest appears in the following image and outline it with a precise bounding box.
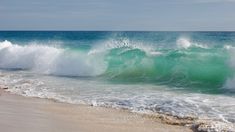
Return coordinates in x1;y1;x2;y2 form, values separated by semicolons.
177;37;208;49
0;40;106;76
88;38;158;56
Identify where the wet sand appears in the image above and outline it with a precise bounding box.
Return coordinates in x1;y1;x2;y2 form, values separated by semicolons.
0;88;192;132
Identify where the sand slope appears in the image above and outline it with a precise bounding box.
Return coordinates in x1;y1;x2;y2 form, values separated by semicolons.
0;89;191;132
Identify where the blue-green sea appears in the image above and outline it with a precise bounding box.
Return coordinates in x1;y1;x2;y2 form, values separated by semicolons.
1;31;235;126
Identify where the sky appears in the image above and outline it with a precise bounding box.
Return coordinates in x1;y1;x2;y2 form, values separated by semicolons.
1;0;235;31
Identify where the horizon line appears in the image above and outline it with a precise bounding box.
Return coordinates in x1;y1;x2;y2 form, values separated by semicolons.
1;30;235;32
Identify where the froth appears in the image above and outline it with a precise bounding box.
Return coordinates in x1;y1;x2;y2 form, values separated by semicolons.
0;40;106;76
176;37;208;49
0;40;60;70
177;38;192;49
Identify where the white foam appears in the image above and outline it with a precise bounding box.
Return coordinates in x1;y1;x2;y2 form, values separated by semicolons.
0;40;12;49
195;120;235;132
176;37;208;49
224;45;232;50
2;69;235;129
177;37;192;49
0;40;106;76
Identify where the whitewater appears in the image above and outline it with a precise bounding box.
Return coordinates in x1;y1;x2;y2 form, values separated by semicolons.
0;31;235;130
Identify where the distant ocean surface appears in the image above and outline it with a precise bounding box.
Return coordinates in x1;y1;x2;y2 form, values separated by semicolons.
1;31;235;125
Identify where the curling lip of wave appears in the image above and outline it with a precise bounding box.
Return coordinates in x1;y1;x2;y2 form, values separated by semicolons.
88;38;158;56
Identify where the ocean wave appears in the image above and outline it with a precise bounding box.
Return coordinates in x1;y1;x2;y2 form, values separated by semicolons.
0;40;106;76
0;39;234;90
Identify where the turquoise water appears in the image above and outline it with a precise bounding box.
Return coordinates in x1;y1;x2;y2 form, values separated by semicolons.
1;31;235;93
1;31;235;125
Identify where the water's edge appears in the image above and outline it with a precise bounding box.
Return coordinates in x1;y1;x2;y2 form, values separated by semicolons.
1;85;234;132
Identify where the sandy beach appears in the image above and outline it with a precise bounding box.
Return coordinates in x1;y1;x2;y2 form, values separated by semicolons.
0;88;192;132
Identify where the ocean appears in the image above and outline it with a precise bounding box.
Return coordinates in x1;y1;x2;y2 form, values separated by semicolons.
0;31;235;125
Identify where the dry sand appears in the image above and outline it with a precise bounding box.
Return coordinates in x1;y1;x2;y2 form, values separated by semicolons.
0;89;192;132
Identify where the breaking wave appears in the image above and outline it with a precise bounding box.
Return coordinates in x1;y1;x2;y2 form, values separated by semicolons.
0;40;106;76
0;39;235;91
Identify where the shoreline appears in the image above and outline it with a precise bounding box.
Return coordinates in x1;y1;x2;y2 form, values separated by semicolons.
0;87;192;132
1;84;235;132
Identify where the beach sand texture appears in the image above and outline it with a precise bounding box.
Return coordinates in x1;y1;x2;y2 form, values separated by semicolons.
0;89;191;132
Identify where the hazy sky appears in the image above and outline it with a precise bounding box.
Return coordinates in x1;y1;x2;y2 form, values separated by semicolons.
1;0;235;31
